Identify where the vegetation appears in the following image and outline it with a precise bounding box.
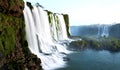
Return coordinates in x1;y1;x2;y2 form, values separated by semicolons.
0;13;24;56
0;1;42;70
70;37;120;52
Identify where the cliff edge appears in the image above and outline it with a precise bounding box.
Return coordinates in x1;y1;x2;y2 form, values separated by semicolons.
0;0;42;70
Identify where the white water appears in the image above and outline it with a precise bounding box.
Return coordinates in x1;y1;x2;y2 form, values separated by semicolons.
23;3;71;70
57;14;68;40
101;25;109;37
97;25;109;38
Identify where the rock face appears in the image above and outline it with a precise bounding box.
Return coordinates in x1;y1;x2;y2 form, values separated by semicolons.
70;25;98;37
0;0;42;70
63;14;70;37
0;0;24;17
70;24;120;39
109;24;120;39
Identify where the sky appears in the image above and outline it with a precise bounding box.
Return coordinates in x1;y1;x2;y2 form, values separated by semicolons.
24;0;120;26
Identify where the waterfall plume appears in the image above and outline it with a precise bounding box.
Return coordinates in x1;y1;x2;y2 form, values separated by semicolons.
23;2;70;70
97;24;110;38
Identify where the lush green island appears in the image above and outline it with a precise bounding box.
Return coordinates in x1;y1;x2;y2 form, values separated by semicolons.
69;36;120;52
69;24;120;52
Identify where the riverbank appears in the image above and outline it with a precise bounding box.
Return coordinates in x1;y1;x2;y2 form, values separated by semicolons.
69;37;120;52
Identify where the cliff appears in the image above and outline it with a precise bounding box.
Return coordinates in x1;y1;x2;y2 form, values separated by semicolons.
0;0;42;70
70;24;120;39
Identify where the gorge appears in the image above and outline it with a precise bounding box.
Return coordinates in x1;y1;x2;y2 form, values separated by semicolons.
0;0;120;70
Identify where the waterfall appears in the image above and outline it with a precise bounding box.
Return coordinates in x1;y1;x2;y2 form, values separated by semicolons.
23;2;70;70
97;25;109;38
101;25;109;37
47;13;68;41
57;14;68;40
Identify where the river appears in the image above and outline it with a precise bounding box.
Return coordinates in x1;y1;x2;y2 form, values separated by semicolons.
57;49;120;70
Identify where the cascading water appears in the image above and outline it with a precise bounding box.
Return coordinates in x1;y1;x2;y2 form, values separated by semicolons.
97;25;109;38
57;14;68;40
47;13;68;41
23;2;71;70
101;25;109;37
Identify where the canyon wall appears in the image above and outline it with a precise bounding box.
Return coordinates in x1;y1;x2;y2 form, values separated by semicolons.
0;0;42;70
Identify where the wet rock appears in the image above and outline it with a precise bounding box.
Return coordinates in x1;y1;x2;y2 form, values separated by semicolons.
63;57;70;61
26;2;33;9
60;52;67;55
43;53;52;55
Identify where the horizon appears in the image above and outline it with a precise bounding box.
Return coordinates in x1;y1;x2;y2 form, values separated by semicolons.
24;0;120;26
